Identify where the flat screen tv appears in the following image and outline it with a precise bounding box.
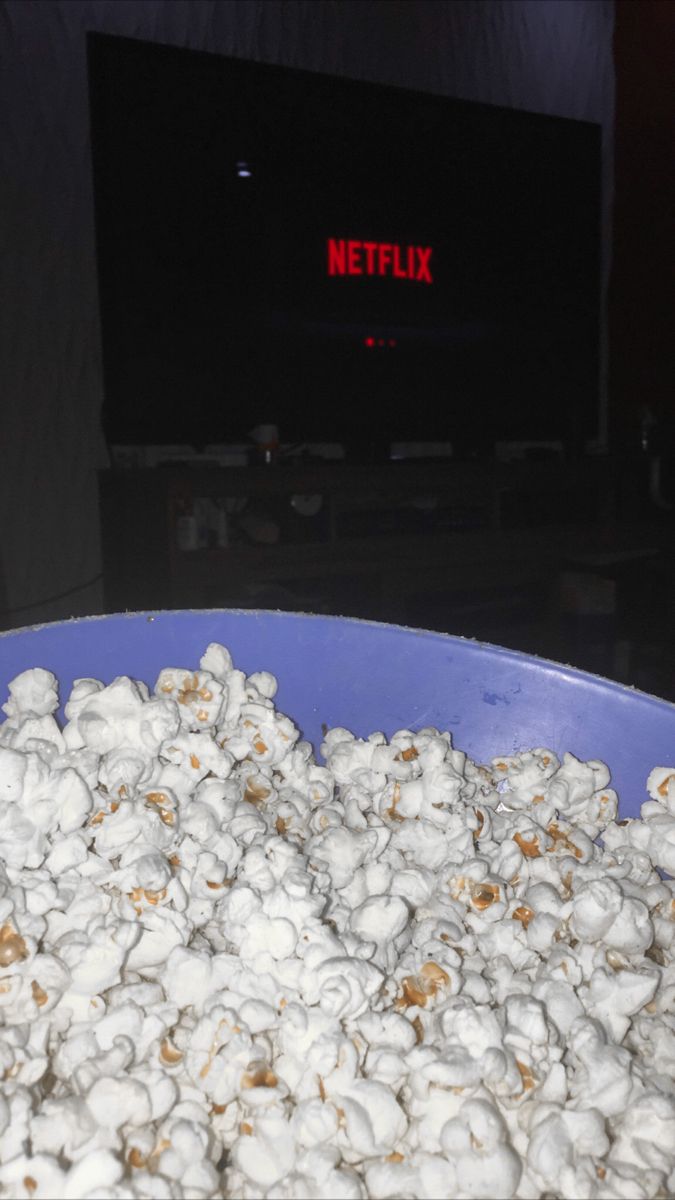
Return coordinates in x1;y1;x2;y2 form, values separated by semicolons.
88;33;601;460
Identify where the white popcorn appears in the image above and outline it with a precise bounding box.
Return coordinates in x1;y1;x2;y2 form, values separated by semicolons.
314;957;384;1020
56;919;140;996
605;804;675;877
609;1090;675;1175
1;645;674;1199
231;1108;296;1188
566;1016;637;1118
366;1152;456;1200
75;677;180;759
0;1149;126;1199
159;730;234;785
570;877;623;941
349;894;409;970
440;1097;521;1198
527;1104;609;1195
86;1075;153;1128
292;1097;340;1148
308;825;382;890
2;668;59;721
239;911;298;961
97;746;153;797
531;977;584;1037
333;1081;407;1162
646;766;675;811
155;667;226;731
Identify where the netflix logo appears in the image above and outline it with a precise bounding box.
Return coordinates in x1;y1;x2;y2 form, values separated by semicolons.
327;238;433;284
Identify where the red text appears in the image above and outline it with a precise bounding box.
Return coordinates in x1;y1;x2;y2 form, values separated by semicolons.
327;238;433;284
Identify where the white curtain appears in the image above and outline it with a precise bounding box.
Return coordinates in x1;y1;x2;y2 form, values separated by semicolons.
0;0;615;629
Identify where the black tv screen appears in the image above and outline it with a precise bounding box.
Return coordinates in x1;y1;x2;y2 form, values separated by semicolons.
88;33;601;458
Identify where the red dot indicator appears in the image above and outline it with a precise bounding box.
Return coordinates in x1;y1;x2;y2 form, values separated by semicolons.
389;338;397;347
378;339;385;347
364;336;375;347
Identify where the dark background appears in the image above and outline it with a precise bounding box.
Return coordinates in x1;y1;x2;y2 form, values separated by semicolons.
1;1;672;650
610;0;675;453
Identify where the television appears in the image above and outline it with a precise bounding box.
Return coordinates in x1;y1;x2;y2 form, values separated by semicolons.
88;33;601;461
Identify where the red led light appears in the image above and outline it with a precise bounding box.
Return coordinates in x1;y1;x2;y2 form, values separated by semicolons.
363;335;397;348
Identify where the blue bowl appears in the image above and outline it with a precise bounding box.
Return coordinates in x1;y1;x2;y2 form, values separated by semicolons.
2;610;674;818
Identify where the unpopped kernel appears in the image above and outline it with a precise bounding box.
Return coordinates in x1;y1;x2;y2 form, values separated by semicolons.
0;645;674;1200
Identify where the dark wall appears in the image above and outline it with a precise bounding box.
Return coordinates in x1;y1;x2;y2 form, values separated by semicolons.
0;0;614;627
610;0;675;450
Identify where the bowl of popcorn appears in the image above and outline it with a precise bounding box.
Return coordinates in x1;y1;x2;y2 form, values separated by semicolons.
0;609;674;1200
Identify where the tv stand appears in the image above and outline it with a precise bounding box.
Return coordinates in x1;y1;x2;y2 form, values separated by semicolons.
98;456;667;655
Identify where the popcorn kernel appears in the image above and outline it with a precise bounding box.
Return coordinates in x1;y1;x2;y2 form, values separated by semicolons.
241;1062;278;1089
243;778;271;806
146;791;171;807
512;905;534;928
514;831;541;858
386;782;404;822
516;1059;535;1092
31;980;48;1007
547;821;582;858
412;1015;424;1044
396;961;449;1009
0;925;28;966
471;883;501;910
159;1037;183;1064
